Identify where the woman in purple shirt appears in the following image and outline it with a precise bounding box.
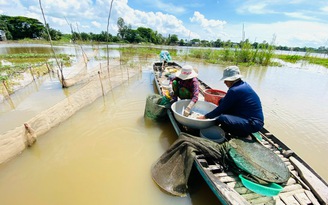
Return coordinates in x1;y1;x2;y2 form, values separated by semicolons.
198;66;264;138
171;65;200;116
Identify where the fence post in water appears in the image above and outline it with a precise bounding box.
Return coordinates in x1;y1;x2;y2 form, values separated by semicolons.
46;62;52;73
59;61;67;88
29;66;35;81
57;69;61;80
98;71;104;96
2;80;15;109
2;80;10;96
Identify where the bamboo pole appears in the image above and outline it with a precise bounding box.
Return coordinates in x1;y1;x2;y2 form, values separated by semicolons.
98;71;104;96
2;80;15;109
75;22;89;64
106;0;114;77
39;0;66;88
46;62;52;73
2;80;10;97
59;61;67;87
29;66;35;81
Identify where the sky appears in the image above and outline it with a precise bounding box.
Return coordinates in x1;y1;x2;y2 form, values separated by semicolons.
1;0;328;48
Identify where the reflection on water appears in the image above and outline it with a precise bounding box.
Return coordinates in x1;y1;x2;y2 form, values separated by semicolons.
0;71;221;205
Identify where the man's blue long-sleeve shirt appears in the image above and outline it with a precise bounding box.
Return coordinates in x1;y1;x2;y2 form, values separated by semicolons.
205;80;264;123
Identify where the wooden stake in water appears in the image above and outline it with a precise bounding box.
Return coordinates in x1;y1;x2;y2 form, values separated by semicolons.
59;61;67;88
2;80;15;109
46;62;52;73
2;80;10;97
98;71;104;96
29;66;35;81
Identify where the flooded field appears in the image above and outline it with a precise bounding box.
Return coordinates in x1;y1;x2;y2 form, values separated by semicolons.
0;44;327;205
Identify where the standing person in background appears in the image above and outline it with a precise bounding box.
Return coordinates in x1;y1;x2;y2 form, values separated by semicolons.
197;66;264;138
171;65;199;117
161;60;168;71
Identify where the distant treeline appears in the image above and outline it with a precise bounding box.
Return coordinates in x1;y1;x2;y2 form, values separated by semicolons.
1;15;327;54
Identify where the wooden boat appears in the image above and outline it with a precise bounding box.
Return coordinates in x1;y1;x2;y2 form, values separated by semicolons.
152;61;328;205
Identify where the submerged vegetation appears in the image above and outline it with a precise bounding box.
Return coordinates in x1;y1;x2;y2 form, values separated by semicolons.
274;54;328;68
187;40;276;67
0;53;72;88
0;53;71;72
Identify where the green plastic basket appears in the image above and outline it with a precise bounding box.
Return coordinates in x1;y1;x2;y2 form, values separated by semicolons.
239;175;283;196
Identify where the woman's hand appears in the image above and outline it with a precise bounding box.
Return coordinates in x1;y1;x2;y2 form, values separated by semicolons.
197;115;206;119
183;101;195;117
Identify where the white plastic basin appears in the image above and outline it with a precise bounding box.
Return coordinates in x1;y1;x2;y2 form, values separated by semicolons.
171;100;217;129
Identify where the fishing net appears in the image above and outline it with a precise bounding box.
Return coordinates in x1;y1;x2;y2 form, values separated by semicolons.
151;133;228;196
151;132;290;197
227;138;290;184
0;66;139;164
144;94;170;121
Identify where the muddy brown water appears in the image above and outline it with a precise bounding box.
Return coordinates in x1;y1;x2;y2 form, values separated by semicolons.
0;44;328;204
0;70;221;205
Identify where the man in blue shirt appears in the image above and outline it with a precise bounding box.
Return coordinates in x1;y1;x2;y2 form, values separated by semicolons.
198;66;264;138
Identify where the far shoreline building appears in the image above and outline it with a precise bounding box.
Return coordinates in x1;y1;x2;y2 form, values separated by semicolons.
0;30;7;41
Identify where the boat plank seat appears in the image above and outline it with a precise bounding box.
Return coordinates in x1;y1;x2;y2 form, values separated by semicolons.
282;184;304;193
280;193;303;205
294;192;313;205
305;190;321;205
290;156;328;204
217;175;238;183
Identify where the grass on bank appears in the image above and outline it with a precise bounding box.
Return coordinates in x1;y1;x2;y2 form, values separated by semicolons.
274;54;328;68
7;39;328;68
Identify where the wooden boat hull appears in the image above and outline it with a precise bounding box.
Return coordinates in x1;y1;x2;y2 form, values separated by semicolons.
152;61;328;205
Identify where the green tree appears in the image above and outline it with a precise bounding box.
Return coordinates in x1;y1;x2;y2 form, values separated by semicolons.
213;39;224;47
168;34;178;45
179;39;185;46
117;17;130;40
0;15;12;40
125;28;139;43
42;23;62;40
80;32;89;41
5;15;44;39
137;27;153;43
190;39;200;46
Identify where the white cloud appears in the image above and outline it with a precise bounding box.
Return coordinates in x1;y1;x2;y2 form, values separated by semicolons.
151;0;185;14
91;21;102;29
230;21;328;47
0;0;26;16
187;11;227;41
284;12;318;21
237;2;275;14
1;0;327;48
321;6;328;12
111;2;197;40
190;12;226;28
